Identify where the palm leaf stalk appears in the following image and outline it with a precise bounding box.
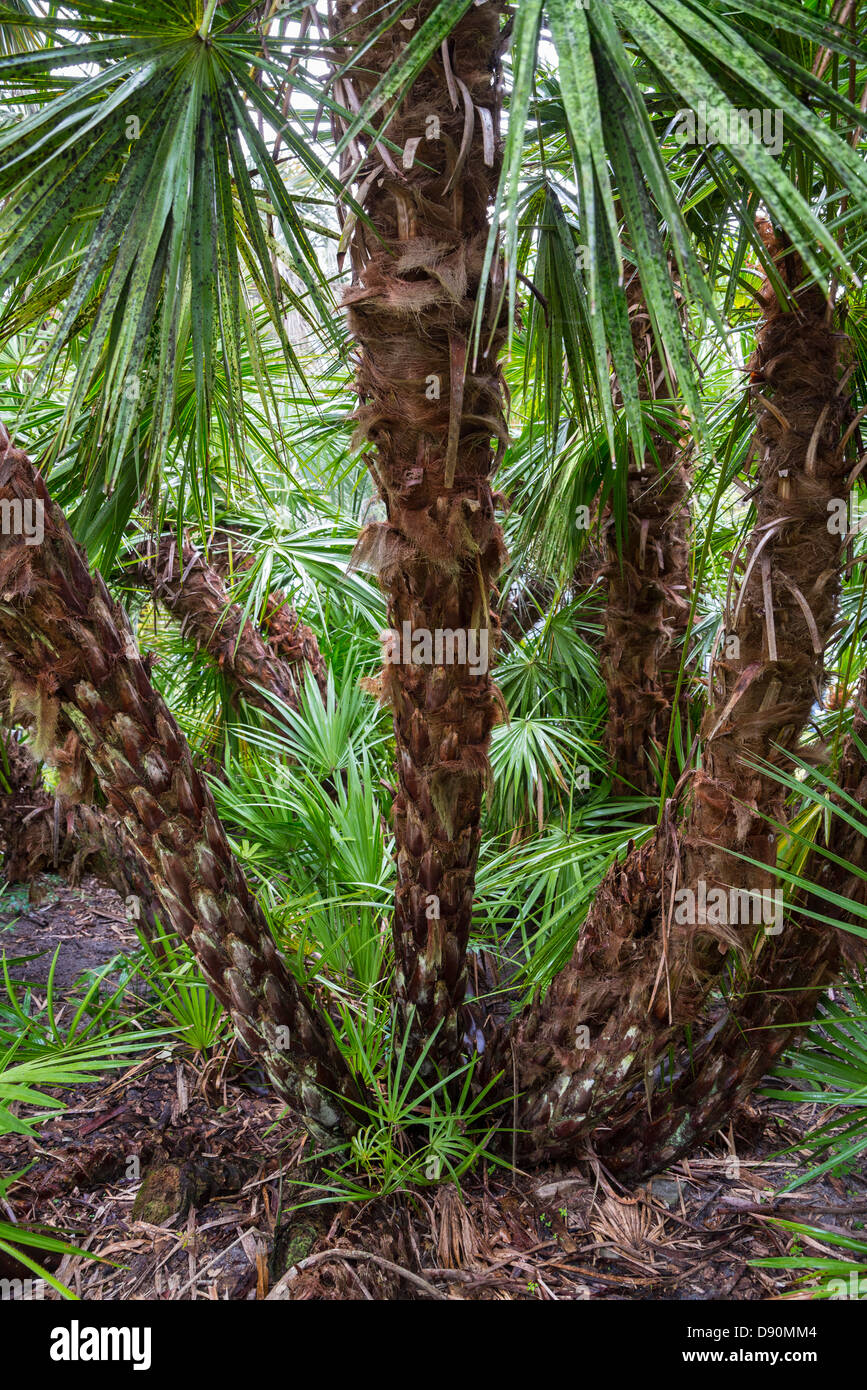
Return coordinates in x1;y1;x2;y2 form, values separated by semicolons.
0;443;363;1141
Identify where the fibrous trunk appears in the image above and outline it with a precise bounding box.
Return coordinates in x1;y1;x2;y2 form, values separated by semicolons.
0;445;362;1140
512;229;852;1169
0;723;57;878
598;675;867;1180
0;732;161;931
601;269;692;798
126;534;326;717
336;1;508;1063
72;803;165;937
673;224;851;1007
259;586;328;704
0;690;166;941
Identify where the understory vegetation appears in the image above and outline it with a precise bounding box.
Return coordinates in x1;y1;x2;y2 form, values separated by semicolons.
0;0;866;1305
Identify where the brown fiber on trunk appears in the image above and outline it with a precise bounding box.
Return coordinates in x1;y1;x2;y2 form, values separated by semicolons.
0;744;163;937
595;906;841;1181
214;542;329;704
672;224;852;1008
0;693;165;940
601;270;692;798
0;445;362;1141
510;230;852;1167
598;675;867;1181
70;803;165;936
0;723;54;877
335;1;508;1063
260;588;328;704
126;535;324;718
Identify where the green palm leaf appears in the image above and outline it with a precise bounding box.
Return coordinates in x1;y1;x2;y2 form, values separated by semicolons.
0;1;344;550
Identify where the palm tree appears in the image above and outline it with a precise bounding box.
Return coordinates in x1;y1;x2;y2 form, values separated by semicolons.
600;261;692;799
330;0;509;1064
0;440;363;1138
510;226;858;1166
0;0;865;1179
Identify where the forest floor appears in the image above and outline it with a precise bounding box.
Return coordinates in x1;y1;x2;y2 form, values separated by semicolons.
1;876;866;1301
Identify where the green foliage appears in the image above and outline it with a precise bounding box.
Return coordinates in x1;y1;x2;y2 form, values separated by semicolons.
0;949;163;1087
0;0;347;558
764;977;867;1192
0;948;164;1294
477;818;654;992
215;745;392;993
480;0;867;465
0;0;867;1218
132;926;230;1054
750;1220;867;1300
289;1013;509;1205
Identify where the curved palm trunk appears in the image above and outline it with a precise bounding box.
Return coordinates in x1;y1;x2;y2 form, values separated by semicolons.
512;231;852;1168
72;803;164;932
260;587;328;704
600;676;867;1181
0;445;362;1141
0;687;167;943
0;723;160;927
673;225;850;1005
336;1;507;1063
0;739;73;882
601;271;692;798
126;535;325;716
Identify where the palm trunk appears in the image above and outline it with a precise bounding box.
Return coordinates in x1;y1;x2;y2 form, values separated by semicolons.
336;1;508;1063
599;676;867;1181
673;223;850;1006
126;535;323;717
0;444;362;1141
0;688;167;942
0;724;157;924
511;229;852;1167
260;588;328;704
601;270;692;798
72;803;165;935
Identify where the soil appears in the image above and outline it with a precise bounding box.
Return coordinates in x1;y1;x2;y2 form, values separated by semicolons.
1;882;866;1301
0;874;139;991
